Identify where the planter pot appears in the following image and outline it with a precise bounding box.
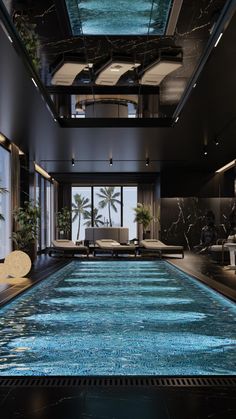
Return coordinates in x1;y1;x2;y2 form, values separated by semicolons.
143;230;151;240
27;242;37;263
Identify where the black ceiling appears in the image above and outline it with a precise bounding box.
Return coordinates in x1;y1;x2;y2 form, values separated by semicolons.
0;0;230;123
0;0;236;178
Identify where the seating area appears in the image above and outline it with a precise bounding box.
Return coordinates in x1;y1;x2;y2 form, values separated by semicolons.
94;239;137;257
46;237;186;259
48;240;89;257
85;227;129;244
139;239;184;258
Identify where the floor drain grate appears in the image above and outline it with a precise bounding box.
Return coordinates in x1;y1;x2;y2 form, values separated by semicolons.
0;376;236;388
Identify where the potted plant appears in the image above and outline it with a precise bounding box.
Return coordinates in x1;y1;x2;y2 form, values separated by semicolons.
12;201;40;262
56;207;71;239
134;203;153;240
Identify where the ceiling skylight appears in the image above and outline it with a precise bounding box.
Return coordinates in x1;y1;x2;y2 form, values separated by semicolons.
65;0;173;36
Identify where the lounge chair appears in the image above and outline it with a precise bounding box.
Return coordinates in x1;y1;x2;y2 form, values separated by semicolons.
94;239;136;257
139;239;184;258
48;240;89;257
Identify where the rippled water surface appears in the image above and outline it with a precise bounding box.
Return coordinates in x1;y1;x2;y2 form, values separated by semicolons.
65;0;173;35
0;260;236;375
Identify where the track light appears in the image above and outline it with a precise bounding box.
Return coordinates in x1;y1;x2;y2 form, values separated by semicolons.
214;138;220;146
203;145;208;156
109;158;113;166
146;157;150;167
71;158;75;166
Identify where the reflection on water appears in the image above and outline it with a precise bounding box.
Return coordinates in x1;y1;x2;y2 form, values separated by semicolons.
0;260;236;375
65;0;173;35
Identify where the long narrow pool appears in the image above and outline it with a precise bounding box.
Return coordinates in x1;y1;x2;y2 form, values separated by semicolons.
0;261;235;375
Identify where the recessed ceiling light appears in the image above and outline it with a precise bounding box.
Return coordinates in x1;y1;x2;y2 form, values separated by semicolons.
96;60;140;86
31;78;38;88
203;145;208;156
140;59;182;86
214;138;220;146
214;32;223;48
51;62;88;85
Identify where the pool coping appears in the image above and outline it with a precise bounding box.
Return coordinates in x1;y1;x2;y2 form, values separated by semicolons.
168;259;236;303
0;255;235;307
0;259;71;308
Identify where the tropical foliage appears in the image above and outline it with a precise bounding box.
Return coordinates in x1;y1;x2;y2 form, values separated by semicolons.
72;194;90;240
83;207;104;227
96;187;121;227
12;201;40;251
13;13;40;71
56;207;71;238
134;203;153;233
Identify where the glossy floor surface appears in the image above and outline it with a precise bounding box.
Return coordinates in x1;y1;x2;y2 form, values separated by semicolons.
0;382;236;419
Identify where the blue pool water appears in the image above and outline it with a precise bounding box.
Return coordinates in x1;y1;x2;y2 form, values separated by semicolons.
65;0;173;35
0;260;236;376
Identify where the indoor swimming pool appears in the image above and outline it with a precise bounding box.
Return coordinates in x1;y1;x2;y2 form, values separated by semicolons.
65;0;173;35
0;260;235;376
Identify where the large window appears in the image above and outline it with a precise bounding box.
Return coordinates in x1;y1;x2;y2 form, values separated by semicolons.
94;186;121;227
71;186;137;241
71;187;92;242
0;146;11;259
36;172;54;250
123;186;138;240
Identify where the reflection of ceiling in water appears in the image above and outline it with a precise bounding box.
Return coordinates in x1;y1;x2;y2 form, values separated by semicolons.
65;0;173;35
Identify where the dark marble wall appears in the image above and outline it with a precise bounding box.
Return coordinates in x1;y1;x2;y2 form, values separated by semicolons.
161;197;236;249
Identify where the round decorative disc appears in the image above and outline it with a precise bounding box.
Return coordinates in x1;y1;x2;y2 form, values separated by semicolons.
0;263;8;279
4;251;32;278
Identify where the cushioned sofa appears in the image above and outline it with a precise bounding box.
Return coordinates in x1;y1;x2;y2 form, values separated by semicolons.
85;227;129;244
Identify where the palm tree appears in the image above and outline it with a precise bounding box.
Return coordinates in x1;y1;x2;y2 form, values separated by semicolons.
0;182;8;221
83;208;104;227
96;187;121;227
72;194;90;240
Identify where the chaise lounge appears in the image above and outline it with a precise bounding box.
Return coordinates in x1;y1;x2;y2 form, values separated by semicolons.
139;239;184;258
94;239;137;257
48;240;89;257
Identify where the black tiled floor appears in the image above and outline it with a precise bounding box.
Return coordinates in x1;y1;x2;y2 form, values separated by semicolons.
0;385;236;419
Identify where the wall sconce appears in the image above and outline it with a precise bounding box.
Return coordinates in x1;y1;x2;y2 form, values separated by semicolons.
109;158;113;166
146;157;150;166
71;158;75;166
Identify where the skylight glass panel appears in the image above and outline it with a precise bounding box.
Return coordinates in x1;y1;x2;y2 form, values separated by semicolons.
65;0;173;35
